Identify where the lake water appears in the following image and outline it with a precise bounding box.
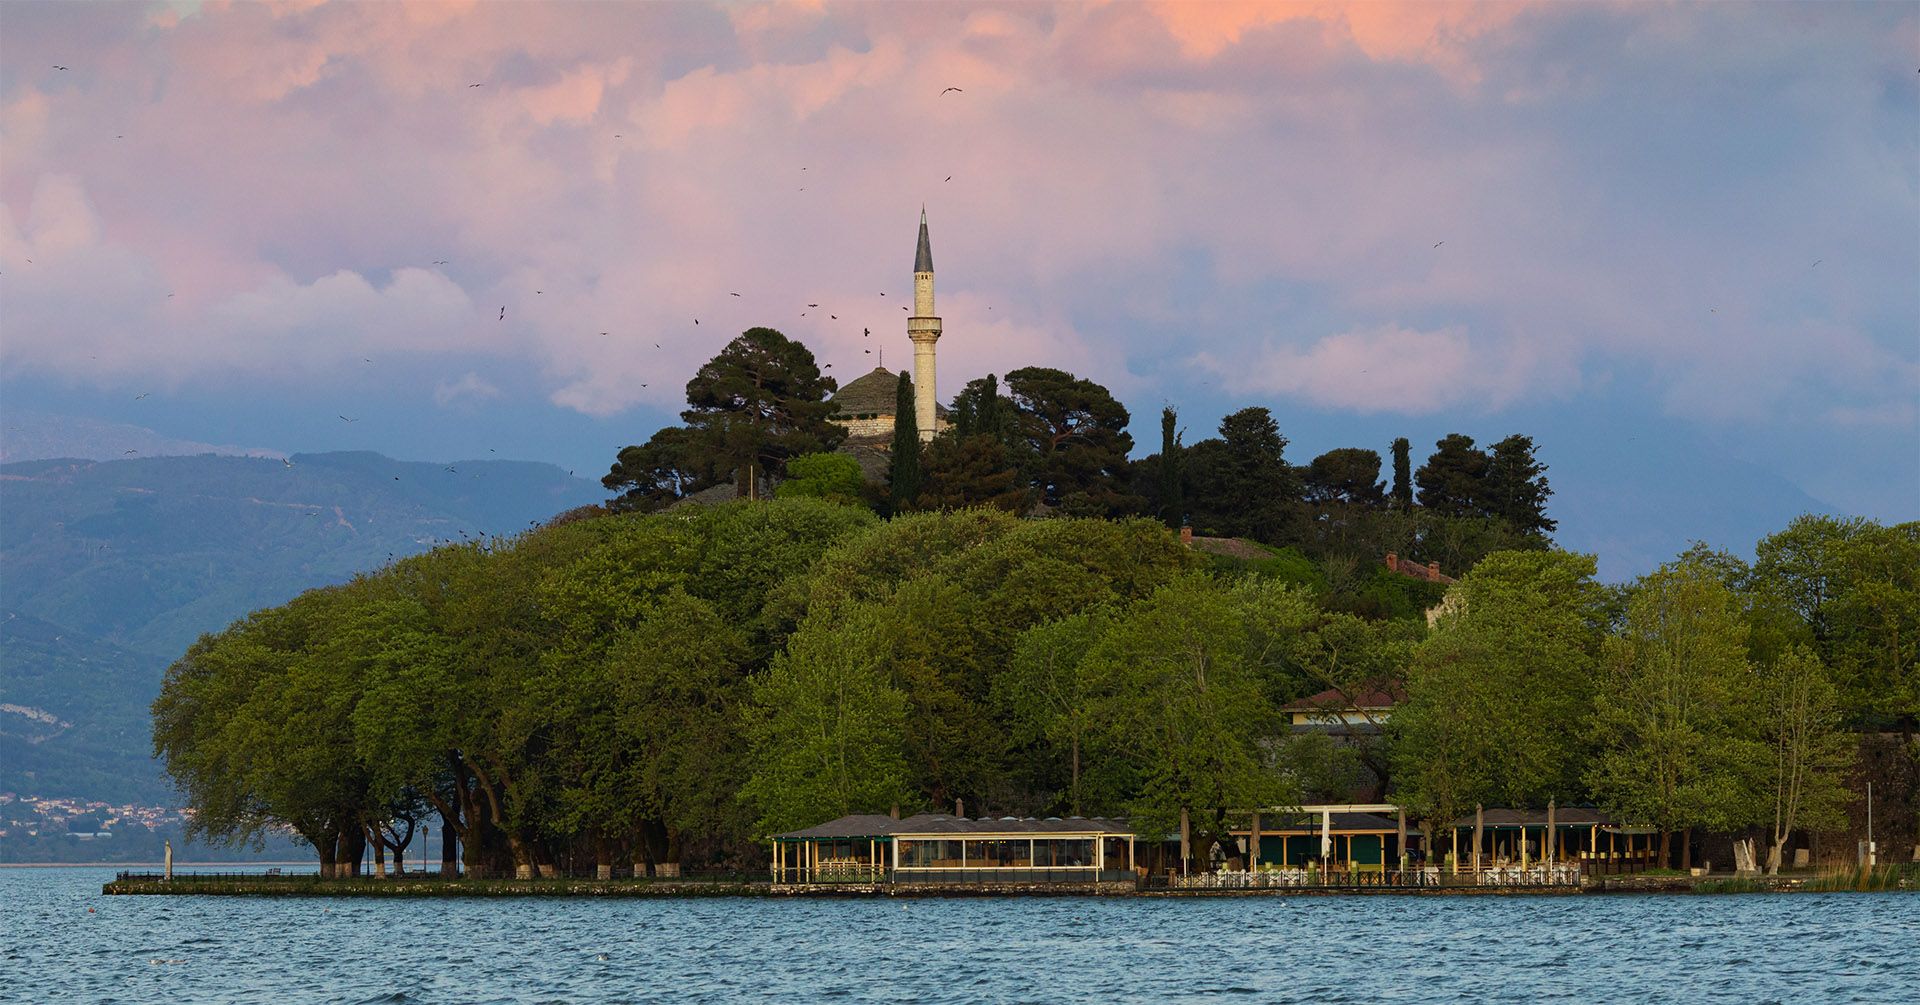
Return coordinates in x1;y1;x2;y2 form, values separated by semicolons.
2;868;1917;1004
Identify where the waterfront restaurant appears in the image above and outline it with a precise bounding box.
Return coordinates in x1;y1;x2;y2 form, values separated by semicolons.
1444;806;1654;873
771;813;1137;886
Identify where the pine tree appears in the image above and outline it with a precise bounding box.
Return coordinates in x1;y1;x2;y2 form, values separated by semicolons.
1483;434;1555;536
1390;437;1413;511
888;372;922;511
1158;406;1183;529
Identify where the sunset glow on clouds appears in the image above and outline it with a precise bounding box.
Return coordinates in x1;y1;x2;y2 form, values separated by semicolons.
1;0;1914;570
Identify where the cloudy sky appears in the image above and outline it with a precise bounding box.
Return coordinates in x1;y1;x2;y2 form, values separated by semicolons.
2;1;1914;577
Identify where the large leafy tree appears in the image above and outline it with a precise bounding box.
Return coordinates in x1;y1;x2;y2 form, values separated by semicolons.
1392;551;1604;843
1303;447;1387;507
1754;646;1855;873
1588;559;1754;867
602;426;723;512
680;327;845;495
741;607;914;835
774;452;866;504
1084;575;1289;867
1413;434;1488;518
1003;366;1141;516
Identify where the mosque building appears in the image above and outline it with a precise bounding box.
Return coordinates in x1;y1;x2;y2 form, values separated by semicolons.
829;209;946;445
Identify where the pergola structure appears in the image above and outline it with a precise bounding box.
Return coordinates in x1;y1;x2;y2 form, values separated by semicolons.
1444;804;1653;874
1225;803;1415;873
771;813;1137;886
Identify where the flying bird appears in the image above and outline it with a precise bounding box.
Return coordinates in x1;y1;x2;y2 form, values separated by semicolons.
830;315;837;319
945;176;952;182
123;449;137;455
469;82;484;88
52;65;69;71
1433;241;1444;248
730;292;741;297
863;328;870;337
339;415;357;422
283;458;294;468
941;87;962;95
864;349;872;354
1811;259;1822;268
693;319;699;325
808;304;819;307
134;392;149;400
499;306;506;320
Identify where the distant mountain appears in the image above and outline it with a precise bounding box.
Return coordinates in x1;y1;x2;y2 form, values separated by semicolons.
0;410;282;463
0;451;604;802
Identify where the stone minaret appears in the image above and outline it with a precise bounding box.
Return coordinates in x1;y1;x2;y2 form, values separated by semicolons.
908;207;941;442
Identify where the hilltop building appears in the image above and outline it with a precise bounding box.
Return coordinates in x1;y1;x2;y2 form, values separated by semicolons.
828;209;947;445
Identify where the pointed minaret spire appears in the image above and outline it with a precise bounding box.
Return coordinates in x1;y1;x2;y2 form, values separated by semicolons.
915;205;934;274
908;208;941;442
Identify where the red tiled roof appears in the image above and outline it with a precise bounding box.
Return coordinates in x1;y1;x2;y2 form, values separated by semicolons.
1280;683;1404;713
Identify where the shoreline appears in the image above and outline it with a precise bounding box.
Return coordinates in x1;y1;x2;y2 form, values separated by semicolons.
99;873;1914;898
2;861;314;869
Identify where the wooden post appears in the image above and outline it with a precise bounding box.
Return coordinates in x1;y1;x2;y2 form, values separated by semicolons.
1547;800;1556;870
1397;808;1408;872
1249;812;1261;872
1179;807;1191;877
1451;827;1459;876
1474;804;1484;874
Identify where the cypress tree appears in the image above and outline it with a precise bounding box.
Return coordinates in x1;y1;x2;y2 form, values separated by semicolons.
888;372;922;510
1158;406;1183;529
1390;436;1413;511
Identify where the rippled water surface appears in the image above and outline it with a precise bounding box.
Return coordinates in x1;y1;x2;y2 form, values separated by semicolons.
3;868;1917;1003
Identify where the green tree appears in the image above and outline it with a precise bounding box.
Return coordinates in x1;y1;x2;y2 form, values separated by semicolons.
1755;645;1855;873
1390;437;1413;511
741;609;914;835
1083;575;1288;868
1414;434;1487;518
602;426;721;512
887;372;923;511
1186;407;1299;540
681;327;845;495
776;452;866;504
1304;447;1386;507
1483;434;1555;536
1393;551;1603;842
918;434;1029;513
1158;406;1184;529
1588;559;1753;867
997;611;1114;815
1003;366;1140;516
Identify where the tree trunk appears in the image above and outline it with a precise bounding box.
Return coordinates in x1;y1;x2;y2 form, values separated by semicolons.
596;834;613;881
1768;835;1787;876
657;829;682;878
370;823;388;879
1658;830;1672;870
313;825;340;880
1681;828;1691;872
442;810;460;877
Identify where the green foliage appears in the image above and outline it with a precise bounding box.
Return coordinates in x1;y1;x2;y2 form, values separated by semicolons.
1003;366;1141;517
1390;437;1413;511
1185;408;1299;541
603;426;722;512
775;453;866;504
657;327;846;498
1304;448;1386;507
1484;434;1556;536
1588;559;1755;839
1755;645;1855;872
887;373;923;510
1158;406;1184;529
741;608;912;835
1393;551;1604;826
918;434;1030;513
1414;433;1490;518
1081;575;1290;843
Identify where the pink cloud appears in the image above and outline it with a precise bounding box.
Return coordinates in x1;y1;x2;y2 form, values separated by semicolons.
0;0;1909;437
